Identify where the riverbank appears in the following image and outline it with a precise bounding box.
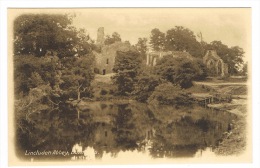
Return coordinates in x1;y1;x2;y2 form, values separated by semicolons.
214;114;246;155
76;76;248;156
192;79;248;156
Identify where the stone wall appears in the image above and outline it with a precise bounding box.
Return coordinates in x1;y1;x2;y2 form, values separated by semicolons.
203;50;228;77
96;27;104;46
146;51;193;66
94;41;133;75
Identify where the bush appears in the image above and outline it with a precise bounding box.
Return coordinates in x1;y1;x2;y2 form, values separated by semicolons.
148;83;194;106
100;89;108;95
193;58;207;81
133;73;161;102
154;56;207;88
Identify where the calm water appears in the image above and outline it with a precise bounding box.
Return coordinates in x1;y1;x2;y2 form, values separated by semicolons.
16;101;237;161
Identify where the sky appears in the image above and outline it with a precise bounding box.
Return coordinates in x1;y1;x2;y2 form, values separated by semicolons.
71;8;251;60
9;8;251;60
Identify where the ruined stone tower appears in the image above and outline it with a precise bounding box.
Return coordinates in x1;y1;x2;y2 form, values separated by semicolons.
96;27;104;45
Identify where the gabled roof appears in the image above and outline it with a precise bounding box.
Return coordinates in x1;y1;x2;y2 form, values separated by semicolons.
203;50;222;63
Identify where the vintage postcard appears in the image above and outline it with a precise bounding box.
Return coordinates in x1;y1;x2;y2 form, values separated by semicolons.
8;8;252;166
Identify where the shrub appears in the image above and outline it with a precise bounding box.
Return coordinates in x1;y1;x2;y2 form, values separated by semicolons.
100;89;108;95
133;73;161;102
148;83;194;106
154;56;207;88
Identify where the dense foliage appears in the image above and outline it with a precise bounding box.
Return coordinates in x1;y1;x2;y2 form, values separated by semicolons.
149;27;246;74
154;55;207;88
205;41;245;75
112;50;142;95
14;14;93;57
149;28;165;51
133;72;162;102
165;26;203;57
148;83;194;106
104;32;122;45
14;55;60;96
135;37;148;60
60;55;95;100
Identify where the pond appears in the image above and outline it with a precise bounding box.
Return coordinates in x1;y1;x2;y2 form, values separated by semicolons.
16;101;237;162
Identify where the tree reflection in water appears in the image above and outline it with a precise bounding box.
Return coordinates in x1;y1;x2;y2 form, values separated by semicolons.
16;102;236;161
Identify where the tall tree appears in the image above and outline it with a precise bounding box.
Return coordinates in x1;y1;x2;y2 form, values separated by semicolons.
150;28;165;51
104;32;122;45
165;26;203;57
14;14;92;57
135;37;148;60
60;55;95;100
112;50;142;95
112;32;122;42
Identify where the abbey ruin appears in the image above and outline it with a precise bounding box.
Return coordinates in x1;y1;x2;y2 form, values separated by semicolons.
146;49;228;77
203;50;228;77
94;28;228;77
94;27;133;75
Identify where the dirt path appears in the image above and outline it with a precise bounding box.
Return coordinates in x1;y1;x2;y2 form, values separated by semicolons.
194;81;247;86
94;73;115;84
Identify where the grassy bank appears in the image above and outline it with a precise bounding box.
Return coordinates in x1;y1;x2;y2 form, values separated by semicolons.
214;114;246;155
193;80;248;156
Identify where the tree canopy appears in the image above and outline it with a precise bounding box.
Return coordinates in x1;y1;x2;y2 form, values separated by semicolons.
149;28;165;51
104;32;122;45
14;14;92;57
112;50;142;95
60;55;95;100
135;37;148;60
165;26;203;57
154;56;207;88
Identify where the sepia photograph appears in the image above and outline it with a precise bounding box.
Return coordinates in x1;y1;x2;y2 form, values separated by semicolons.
7;7;252;165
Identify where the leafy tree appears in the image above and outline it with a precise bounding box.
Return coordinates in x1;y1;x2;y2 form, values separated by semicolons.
150;28;165;51
165;26;203;57
14;55;60;96
60;55;95;100
72;28;93;56
133;72;161;102
112;50;142;95
174;58;201;88
227;46;245;75
113;50;142;73
104;32;122;45
241;62;248;76
193;58;208;80
154;56;205;88
135;37;148;60
112;32;122;42
14;14;92;57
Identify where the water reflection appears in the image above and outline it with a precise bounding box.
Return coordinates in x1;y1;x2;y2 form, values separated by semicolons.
16;102;236;161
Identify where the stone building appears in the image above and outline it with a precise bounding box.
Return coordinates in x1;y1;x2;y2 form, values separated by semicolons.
96;27;105;46
203;50;228;77
146;50;193;66
94;27;133;75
